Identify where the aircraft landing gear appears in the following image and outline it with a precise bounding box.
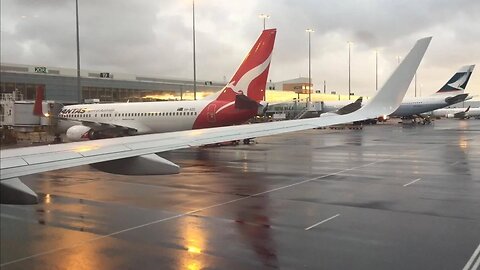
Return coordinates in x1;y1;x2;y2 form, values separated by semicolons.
53;134;62;143
243;138;253;144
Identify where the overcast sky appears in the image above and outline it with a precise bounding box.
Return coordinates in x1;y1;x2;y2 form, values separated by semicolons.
1;0;479;98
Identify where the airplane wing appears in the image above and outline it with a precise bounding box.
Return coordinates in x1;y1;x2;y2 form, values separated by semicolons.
0;37;432;204
58;116;147;133
78;119;146;134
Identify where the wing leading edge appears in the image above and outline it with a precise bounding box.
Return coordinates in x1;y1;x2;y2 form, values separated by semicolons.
0;37;431;204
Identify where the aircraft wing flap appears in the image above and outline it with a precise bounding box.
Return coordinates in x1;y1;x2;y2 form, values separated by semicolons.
188;122;318;146
22;151;84;165
0;157;29;170
125;136;186;151
79;145;133;157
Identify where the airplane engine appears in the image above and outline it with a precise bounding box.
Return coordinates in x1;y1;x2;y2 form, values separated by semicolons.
446;114;455;118
66;125;93;141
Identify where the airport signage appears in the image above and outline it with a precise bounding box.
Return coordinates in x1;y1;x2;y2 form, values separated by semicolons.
34;66;48;73
100;72;111;78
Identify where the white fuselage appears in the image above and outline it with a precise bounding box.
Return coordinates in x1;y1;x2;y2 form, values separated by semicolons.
389;95;453;117
58;100;210;134
430;107;480;118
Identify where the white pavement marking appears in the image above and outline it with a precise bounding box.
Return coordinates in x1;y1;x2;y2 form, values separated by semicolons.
473;258;480;270
403;177;422;187
463;242;480;270
305;214;340;231
0;158;392;267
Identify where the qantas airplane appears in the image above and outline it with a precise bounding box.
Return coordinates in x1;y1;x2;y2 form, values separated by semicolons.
1;36;432;204
53;29;276;141
321;65;475;121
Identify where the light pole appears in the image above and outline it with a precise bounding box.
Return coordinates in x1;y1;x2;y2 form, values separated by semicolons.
192;0;197;100
348;41;353;100
75;0;81;103
375;50;378;91
306;29;314;102
259;14;270;30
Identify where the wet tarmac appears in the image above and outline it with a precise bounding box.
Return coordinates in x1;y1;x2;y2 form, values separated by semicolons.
1;119;479;270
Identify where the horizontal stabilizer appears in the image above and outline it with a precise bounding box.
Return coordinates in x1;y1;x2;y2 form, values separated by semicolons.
336;97;363;115
90;154;180;175
235;94;260;110
0;178;38;204
445;93;468;105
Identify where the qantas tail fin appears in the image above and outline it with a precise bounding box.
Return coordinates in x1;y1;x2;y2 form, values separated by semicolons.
436;65;475;94
204;29;277;102
33;85;45;116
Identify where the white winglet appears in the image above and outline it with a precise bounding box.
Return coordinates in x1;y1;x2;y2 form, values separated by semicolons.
356;37;432;119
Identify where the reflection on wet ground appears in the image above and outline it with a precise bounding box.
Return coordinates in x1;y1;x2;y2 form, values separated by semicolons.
1;119;480;269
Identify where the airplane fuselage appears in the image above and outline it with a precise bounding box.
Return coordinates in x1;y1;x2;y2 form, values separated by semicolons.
430;107;480;118
390;95;452;117
58;99;257;136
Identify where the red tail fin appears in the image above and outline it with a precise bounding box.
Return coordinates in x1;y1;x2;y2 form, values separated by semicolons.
206;29;276;102
33;85;44;116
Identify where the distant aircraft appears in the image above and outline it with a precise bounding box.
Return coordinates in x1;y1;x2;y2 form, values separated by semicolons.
322;65;475;123
430;106;480;119
389;65;474;121
53;29;276;141
0;36;432;204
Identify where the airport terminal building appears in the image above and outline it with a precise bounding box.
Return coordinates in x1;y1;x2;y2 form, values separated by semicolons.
1;63;362;105
0;63;224;104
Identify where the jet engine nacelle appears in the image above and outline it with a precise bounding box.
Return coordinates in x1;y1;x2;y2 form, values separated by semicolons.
66;125;93;141
446;113;455;118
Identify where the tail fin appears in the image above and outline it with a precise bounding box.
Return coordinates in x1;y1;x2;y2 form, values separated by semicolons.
204;29;276;102
436;65;475;93
33;85;45;116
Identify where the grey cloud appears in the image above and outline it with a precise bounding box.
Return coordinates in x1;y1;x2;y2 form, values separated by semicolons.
1;0;479;96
